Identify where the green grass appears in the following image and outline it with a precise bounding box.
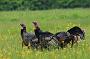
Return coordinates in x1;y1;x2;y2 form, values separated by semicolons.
0;8;90;59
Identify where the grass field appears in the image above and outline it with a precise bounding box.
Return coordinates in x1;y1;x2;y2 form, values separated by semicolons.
0;8;90;59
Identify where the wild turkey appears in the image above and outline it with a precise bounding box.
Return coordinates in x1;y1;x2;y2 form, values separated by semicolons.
52;32;75;48
67;26;85;40
32;22;54;50
20;24;38;49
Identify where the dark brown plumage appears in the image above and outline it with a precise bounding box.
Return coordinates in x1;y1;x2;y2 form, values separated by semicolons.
67;26;85;40
53;32;76;48
32;22;54;50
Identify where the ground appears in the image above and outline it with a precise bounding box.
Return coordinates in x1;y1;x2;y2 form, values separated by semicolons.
0;8;90;59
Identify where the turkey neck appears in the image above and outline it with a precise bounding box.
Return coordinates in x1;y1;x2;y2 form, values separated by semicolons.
21;27;27;38
34;26;42;39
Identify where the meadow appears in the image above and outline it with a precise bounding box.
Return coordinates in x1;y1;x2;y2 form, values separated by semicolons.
0;8;90;59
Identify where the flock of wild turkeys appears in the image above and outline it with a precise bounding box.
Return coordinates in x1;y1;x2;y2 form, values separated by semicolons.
20;21;85;50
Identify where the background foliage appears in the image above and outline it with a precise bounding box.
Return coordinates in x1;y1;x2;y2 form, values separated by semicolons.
0;0;90;10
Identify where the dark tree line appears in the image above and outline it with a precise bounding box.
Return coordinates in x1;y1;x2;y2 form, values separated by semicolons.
0;0;90;11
